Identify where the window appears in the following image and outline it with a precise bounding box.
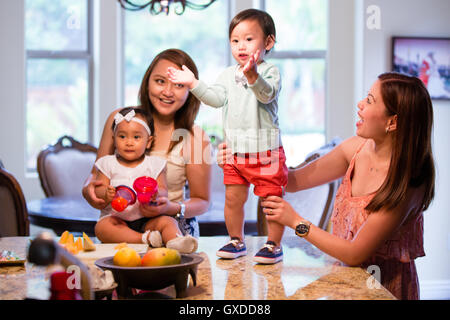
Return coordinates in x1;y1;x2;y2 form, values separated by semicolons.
263;0;328;166
25;0;92;171
123;0;328;166
123;1;229;138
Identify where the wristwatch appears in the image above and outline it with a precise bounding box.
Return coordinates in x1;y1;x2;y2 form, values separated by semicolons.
176;201;185;220
295;220;312;237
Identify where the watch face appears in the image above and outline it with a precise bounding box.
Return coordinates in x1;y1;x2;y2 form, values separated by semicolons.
296;223;309;235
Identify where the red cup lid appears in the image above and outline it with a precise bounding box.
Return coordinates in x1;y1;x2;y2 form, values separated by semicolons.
115;185;136;205
133;176;158;195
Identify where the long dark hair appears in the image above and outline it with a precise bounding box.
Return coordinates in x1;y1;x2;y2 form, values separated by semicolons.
366;72;435;212
137;49;200;153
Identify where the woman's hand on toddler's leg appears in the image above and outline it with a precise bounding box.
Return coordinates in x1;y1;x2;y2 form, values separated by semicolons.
262;196;301;230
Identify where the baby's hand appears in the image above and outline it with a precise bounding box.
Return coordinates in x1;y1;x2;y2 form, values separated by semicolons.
140;196;169;218
167;65;197;89
243;50;260;84
105;185;116;203
216;142;233;168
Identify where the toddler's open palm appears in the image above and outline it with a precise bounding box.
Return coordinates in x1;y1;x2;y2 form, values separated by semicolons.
167;65;195;88
243;50;261;74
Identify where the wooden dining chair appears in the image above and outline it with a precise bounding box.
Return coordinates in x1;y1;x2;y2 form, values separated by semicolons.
0;166;30;236
37;135;97;197
256;137;342;236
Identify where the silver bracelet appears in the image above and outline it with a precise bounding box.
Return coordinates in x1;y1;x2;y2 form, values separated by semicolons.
176;201;186;219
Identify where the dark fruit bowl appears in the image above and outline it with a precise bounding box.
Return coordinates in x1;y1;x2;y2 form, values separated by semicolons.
95;253;203;298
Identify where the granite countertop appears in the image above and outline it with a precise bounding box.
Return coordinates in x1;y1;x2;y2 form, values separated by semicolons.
0;235;396;300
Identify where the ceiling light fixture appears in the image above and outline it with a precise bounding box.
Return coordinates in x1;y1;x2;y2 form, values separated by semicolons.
117;0;217;15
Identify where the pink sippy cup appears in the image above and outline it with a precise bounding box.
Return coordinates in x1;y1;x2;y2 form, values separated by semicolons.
111;185;136;212
133;176;158;205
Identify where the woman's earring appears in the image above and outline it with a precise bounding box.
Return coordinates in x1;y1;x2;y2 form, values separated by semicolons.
385;127;389;133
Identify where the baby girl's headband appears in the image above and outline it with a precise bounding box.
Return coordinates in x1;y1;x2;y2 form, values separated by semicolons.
113;109;152;135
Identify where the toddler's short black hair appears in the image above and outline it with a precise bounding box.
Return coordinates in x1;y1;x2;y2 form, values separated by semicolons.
228;9;276;53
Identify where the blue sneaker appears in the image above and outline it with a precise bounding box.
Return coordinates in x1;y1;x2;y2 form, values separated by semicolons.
253;241;283;264
216;237;247;259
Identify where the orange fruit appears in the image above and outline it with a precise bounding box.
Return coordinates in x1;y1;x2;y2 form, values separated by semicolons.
113;247;141;267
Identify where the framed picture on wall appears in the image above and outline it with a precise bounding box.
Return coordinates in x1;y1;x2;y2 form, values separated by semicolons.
392;36;450;100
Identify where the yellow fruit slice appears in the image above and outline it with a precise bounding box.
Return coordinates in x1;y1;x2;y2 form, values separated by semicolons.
64;242;80;255
67;233;74;245
57;231;82;255
75;237;83;252
59;231;70;244
82;232;96;251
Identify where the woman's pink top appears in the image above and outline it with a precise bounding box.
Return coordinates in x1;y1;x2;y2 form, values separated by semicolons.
330;141;425;300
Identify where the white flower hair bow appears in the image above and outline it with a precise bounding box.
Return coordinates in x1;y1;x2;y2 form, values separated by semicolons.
114;109;136;123
113;109;152;135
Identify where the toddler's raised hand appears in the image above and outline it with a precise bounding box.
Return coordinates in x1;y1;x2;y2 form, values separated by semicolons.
167;65;197;89
243;50;261;84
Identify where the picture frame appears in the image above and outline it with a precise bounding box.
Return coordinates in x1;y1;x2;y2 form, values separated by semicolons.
392;36;450;100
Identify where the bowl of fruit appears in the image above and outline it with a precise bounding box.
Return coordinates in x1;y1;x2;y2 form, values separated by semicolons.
94;246;203;298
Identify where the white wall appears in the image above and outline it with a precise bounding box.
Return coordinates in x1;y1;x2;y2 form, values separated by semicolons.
359;0;450;299
0;1;43;198
327;0;357;141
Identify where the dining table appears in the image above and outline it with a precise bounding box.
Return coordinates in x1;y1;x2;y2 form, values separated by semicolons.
27;195;256;237
0;235;396;300
27;196;99;236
